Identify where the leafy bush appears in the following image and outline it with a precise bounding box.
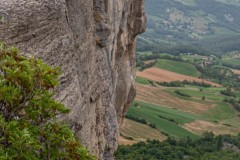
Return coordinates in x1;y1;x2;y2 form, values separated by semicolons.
0;44;95;159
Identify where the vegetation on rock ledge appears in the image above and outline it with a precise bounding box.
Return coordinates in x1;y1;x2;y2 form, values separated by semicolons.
0;44;95;159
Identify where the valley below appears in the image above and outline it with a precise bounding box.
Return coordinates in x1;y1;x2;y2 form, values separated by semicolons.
119;55;240;144
116;0;240;159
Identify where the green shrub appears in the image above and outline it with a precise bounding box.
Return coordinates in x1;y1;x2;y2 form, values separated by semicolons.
0;44;95;159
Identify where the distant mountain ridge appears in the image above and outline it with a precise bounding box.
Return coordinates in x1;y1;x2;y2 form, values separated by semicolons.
138;0;240;54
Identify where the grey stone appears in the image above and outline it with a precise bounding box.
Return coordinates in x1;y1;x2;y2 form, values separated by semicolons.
0;0;146;159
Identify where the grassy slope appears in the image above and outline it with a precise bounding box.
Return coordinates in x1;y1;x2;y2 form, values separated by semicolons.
200;102;236;121
165;86;236;121
155;59;201;77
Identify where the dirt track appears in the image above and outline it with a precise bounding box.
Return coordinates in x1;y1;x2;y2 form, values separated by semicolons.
137;67;221;87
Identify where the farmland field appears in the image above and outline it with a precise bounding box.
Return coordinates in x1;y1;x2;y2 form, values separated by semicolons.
121;52;240;145
123;98;240;142
127;101;199;139
154;59;201;77
135;76;150;85
136;84;211;114
199;102;236;121
136;67;221;87
120;67;240;144
119;119;167;145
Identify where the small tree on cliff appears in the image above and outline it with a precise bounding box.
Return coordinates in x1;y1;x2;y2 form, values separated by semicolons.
0;43;95;159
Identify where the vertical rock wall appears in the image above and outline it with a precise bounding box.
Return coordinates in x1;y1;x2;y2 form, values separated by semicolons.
0;0;146;159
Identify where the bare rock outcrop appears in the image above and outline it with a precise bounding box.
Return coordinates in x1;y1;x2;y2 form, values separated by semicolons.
0;0;146;159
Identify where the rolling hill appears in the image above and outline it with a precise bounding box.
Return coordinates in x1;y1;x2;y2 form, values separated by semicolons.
138;0;240;54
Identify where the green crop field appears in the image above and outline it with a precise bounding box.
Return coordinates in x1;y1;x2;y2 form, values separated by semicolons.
127;101;198;139
135;76;150;85
155;59;201;77
200;102;236;121
159;86;238;122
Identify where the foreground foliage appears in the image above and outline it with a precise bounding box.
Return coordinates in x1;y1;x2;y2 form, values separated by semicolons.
0;44;95;159
115;133;240;160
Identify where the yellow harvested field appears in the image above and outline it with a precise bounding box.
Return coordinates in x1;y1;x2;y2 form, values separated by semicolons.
137;67;221;87
136;84;212;114
119;119;167;145
118;136;138;146
183;120;240;135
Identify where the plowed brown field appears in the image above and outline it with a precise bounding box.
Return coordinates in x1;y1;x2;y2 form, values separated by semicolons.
137;67;221;87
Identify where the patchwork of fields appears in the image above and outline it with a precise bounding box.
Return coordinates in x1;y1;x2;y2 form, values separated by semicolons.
155;59;201;77
120;58;240;145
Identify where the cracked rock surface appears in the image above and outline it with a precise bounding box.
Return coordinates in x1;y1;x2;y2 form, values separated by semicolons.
0;0;146;159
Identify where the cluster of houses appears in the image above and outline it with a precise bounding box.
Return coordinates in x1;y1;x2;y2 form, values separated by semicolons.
186;53;217;67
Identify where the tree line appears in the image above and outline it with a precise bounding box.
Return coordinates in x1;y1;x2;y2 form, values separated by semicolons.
115;133;240;160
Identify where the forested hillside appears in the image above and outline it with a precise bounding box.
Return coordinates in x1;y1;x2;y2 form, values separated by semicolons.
138;0;240;54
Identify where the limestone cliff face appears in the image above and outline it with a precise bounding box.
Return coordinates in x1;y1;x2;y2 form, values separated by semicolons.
0;0;146;159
